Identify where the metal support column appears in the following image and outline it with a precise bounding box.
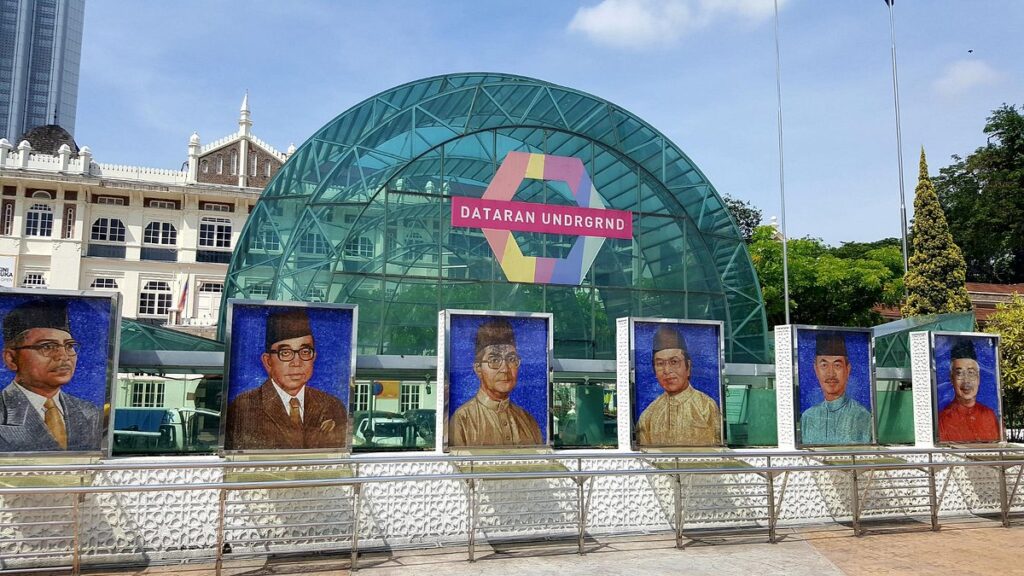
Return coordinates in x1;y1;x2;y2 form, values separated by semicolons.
850;469;861;536
766;456;777;544
71;494;81;576
215;488;227;576
467;479;477;562
927;454;939;531
673;473;683;549
998;464;1010;528
351;483;362;571
575;476;585;555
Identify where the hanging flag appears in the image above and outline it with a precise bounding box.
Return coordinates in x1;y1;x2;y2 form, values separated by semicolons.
883;0;894;5
177;280;189;312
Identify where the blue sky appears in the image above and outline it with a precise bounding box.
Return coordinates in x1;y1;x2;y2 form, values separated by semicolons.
75;1;1023;246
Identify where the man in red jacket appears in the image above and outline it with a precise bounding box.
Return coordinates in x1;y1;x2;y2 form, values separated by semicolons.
938;338;1000;443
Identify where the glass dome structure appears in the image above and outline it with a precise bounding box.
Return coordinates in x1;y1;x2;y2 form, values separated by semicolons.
222;73;769;363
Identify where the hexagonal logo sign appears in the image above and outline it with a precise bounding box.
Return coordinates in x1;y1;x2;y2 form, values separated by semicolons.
451;152;632;285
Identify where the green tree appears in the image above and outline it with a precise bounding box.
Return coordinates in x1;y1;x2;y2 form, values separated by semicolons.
984;294;1024;442
935;104;1024;282
902;149;972;317
748;226;902;327
722;194;762;243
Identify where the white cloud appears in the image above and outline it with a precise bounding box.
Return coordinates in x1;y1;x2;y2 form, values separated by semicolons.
933;60;1001;97
567;0;783;50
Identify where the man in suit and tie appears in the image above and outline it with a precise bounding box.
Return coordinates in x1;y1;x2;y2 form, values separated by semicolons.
0;299;102;452
226;308;348;450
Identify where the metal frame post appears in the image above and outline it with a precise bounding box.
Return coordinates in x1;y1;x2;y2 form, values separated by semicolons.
575;476;585;555
351;483;362;570
673;473;683;549
467;478;476;562
71;494;81;576
850;468;861;536
766;456;777;544
998;464;1010;528
927;454;939;531
214;488;227;576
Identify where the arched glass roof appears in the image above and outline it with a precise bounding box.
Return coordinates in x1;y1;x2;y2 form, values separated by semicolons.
223;73;769;363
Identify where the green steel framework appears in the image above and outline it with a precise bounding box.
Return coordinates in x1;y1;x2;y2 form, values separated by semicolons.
221;73;769;363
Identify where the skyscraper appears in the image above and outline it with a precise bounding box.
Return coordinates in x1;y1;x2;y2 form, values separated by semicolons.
0;0;85;143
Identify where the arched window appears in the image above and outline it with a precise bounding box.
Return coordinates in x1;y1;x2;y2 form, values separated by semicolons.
31;190;52;199
250;153;257;176
201;159;208;174
230;150;238;175
216;155;224;175
138;281;173;316
264;162;271;177
24;204;53;237
91;218;126;242
199;217;232;249
143;222;177;245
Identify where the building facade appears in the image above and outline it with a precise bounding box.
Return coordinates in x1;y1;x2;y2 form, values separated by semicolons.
0;0;85;142
0;95;289;339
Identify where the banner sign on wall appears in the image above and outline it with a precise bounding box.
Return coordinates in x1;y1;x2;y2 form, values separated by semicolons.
0;289;120;456
451;152;632;285
222;300;356;454
0;255;16;288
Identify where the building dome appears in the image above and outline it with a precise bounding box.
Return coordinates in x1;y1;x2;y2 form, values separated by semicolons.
223;73;769;363
18;124;79;156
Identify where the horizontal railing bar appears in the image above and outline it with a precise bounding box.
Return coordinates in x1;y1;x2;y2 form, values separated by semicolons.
224;534;352;545
229;521;353;531
2;446;1023;474
0;506;74;512
476;522;577;531
226;495;354;505
0;535;71;543
682;504;768;512
0;520;72;528
0;564;73;573
227;507;353;518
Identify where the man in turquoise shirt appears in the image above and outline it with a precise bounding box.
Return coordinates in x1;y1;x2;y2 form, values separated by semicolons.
800;331;872;445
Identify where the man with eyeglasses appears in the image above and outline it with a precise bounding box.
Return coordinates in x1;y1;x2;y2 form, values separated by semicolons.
938;338;1000;443
226;308;347;450
800;331;871;445
450;318;542;447
0;299;100;451
637;325;721;447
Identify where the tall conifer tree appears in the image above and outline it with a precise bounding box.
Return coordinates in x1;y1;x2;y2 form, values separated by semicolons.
902;149;972;317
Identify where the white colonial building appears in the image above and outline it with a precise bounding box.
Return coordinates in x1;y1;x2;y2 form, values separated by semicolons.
0;95;292;339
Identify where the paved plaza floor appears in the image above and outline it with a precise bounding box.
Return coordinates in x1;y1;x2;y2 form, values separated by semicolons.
81;517;1024;576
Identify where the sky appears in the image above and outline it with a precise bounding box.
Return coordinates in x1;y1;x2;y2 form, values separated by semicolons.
74;1;1024;246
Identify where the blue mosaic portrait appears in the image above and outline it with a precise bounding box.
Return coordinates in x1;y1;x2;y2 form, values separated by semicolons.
933;333;1002;443
632;320;723;448
224;301;355;452
446;312;550;448
0;292;118;454
796;327;874;446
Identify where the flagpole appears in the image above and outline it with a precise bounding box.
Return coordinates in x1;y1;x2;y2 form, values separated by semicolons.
887;0;909;276
774;0;791;325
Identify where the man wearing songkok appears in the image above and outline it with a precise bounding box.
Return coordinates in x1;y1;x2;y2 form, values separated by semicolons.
637;325;721;446
450;318;542;447
800;331;872;445
0;299;101;451
938;338;1000;443
226;308;348;450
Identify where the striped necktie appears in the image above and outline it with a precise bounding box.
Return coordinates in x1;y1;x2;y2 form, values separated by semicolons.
43;397;68;449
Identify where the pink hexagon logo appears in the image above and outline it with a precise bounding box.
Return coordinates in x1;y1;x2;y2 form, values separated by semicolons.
451;152;632;284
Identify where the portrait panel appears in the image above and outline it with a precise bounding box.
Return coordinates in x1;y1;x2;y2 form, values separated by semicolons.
630;319;724;449
0;290;119;455
932;332;1003;444
795;326;875;447
444;310;550;450
223;300;356;453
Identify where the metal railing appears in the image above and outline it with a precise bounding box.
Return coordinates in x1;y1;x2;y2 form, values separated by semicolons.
0;446;1021;575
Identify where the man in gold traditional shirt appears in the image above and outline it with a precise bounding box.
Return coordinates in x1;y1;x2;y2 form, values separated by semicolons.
450;318;542;447
636;325;721;447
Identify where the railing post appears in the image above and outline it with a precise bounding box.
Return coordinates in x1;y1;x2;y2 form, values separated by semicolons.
71;494;81;576
998;461;1010;528
215;488;227;576
576;476;585;555
766;456;777;544
927;453;939;531
467;478;476;562
351;483;362;571
850;462;861;537
674;472;683;549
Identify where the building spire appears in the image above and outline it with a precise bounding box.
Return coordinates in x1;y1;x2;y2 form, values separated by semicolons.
238;91;252;137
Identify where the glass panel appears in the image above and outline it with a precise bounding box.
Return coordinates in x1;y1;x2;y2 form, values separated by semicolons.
552;380;616;448
111;373;222;456
722;374;777;447
351;378;434;452
876;378;915;445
